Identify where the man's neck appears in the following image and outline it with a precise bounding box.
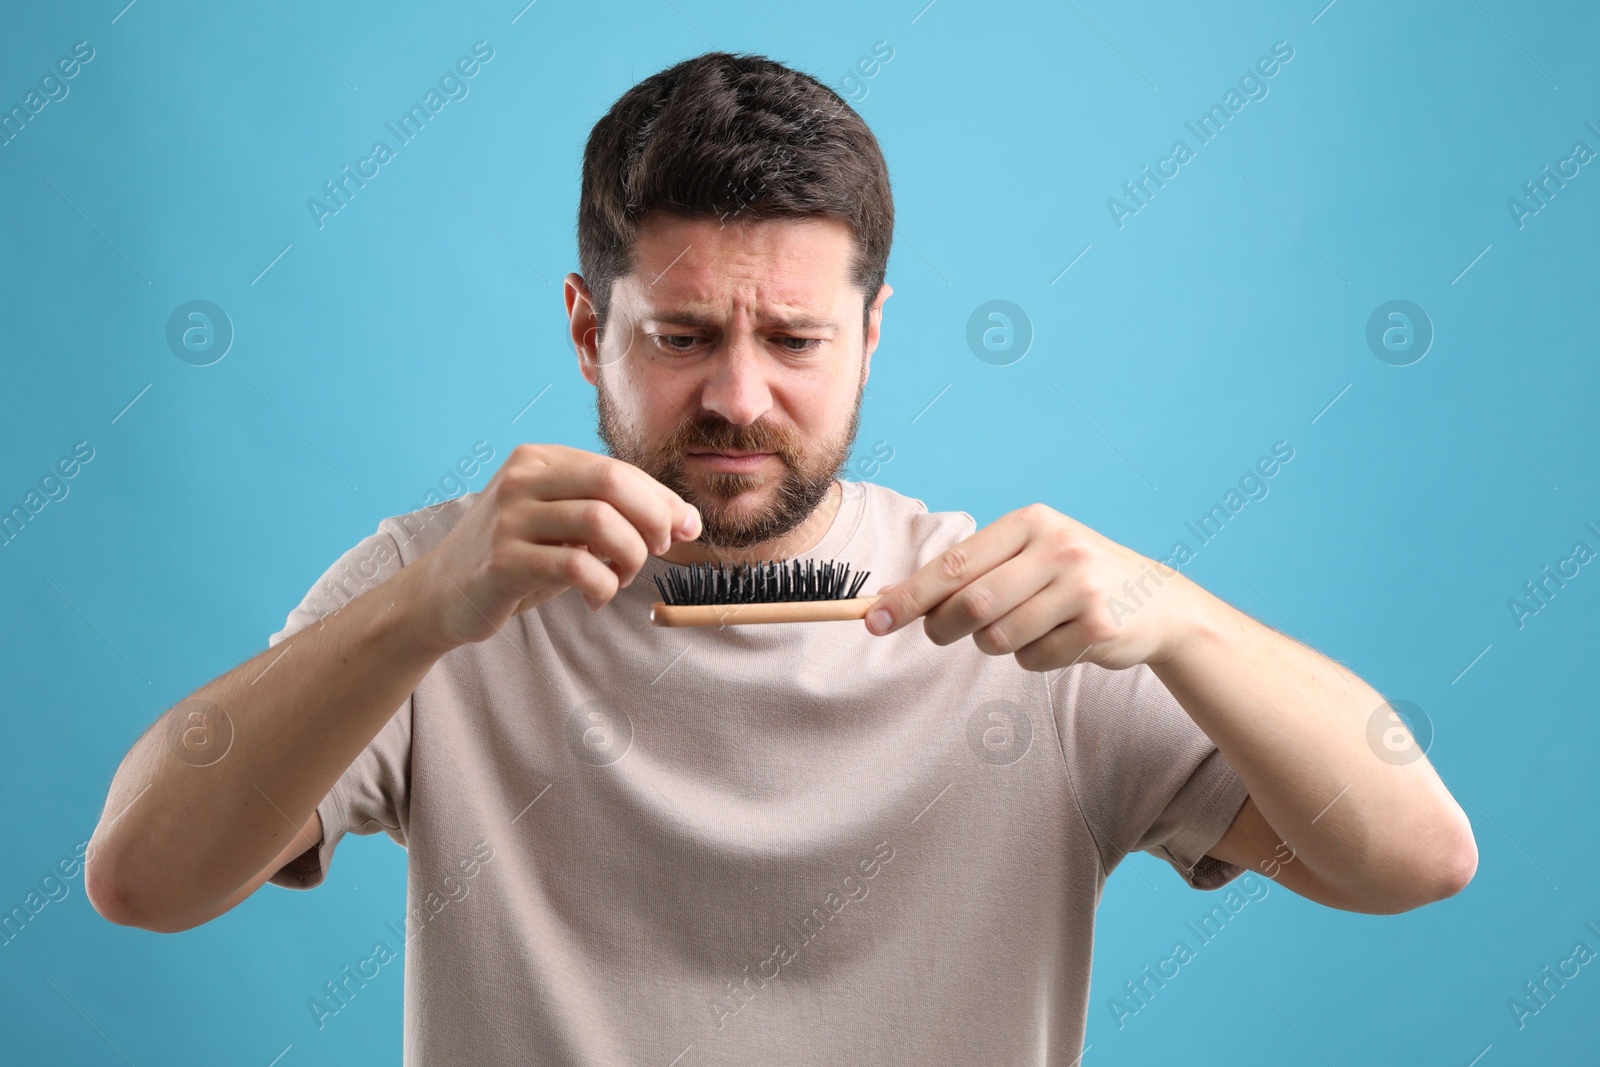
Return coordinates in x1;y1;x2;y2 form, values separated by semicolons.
659;480;842;566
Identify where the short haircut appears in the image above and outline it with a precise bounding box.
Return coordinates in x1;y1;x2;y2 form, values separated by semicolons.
577;51;893;332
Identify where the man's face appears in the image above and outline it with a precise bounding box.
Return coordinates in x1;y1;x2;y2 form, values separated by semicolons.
568;214;890;552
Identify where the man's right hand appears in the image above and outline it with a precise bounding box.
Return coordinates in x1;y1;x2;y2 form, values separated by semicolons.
404;444;702;652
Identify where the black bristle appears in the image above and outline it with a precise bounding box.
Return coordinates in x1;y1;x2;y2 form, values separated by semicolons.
652;558;872;606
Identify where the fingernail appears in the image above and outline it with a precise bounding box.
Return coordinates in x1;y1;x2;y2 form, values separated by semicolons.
866;608;891;634
679;511;700;538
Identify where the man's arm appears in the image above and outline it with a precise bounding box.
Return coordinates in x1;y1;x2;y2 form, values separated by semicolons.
86;443;701;934
864;503;1477;914
86;573;445;933
1204;795;1429;913
1158;585;1477;914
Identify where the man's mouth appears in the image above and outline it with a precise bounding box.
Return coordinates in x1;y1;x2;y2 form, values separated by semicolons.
686;449;777;472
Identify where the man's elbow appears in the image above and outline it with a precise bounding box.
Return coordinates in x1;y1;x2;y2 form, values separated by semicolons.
1427;825;1479;902
1368;823;1479;914
85;843;208;934
85;845;142;929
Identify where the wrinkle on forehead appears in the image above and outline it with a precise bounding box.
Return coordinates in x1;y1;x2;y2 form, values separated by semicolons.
617;215;859;325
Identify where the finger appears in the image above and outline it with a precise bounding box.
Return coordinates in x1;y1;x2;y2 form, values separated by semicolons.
513;498;652;587
1009;618;1105;674
523;447;695;548
866;516;1031;635
495;541;620;608
968;577;1091;658
920;553;1057;647
517;447;699;551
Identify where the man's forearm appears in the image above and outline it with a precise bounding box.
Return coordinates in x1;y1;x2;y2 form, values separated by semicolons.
88;565;448;931
1148;575;1476;908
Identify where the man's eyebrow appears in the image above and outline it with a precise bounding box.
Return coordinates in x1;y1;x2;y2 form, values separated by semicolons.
646;311;840;332
770;315;840;332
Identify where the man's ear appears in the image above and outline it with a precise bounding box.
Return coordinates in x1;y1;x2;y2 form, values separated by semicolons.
863;283;892;379
565;273;602;386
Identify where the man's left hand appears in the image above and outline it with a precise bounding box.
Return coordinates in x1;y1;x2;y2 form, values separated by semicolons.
863;503;1205;672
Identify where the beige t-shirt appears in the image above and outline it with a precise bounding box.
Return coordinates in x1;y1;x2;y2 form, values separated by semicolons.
268;477;1249;1065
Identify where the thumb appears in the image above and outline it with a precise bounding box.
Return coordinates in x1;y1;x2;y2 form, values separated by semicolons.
675;503;702;540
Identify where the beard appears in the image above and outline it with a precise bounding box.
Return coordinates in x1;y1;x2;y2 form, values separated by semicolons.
595;375;864;552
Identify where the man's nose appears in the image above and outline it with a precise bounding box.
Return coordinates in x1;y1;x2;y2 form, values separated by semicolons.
699;335;773;426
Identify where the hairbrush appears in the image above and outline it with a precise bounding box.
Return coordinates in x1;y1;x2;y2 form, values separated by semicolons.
649;558;888;626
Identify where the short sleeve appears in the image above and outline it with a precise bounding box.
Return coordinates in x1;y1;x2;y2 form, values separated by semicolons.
1051;661;1250;890
263;527;414;890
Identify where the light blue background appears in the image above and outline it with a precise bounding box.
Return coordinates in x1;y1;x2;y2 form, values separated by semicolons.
2;0;1596;1063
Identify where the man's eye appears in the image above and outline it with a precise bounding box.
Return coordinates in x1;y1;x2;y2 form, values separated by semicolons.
776;337;822;353
655;335;701;352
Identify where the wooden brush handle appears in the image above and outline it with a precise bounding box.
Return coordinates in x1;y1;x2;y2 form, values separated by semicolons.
650;592;888;627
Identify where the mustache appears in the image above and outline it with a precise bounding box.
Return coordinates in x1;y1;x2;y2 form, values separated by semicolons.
665;414;800;459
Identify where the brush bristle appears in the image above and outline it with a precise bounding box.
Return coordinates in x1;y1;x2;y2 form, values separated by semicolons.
651;558;871;606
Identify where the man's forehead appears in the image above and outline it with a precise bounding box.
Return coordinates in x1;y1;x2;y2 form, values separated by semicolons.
618;218;858;322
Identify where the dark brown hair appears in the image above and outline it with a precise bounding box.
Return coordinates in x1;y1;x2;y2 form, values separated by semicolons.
577;52;893;332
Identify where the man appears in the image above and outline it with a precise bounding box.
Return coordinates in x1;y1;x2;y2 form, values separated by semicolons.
86;52;1476;1063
